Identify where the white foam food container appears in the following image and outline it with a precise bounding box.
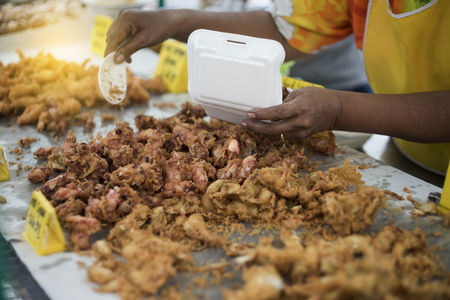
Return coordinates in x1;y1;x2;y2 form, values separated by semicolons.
187;29;285;124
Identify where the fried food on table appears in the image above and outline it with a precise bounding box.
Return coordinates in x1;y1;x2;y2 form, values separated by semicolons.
28;101;450;299
0;51;166;133
0;0;85;35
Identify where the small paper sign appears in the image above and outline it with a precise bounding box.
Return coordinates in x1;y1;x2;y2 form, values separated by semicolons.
0;146;9;182
91;14;114;56
154;39;188;93
282;76;323;90
438;162;450;214
23;191;66;256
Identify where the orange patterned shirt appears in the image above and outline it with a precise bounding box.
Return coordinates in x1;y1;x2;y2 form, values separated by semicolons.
269;0;433;54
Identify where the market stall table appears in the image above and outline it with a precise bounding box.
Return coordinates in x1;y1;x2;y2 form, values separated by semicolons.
1;12;449;300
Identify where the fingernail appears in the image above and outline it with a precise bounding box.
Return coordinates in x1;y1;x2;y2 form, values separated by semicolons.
241;122;247;127
116;53;125;64
247;113;256;119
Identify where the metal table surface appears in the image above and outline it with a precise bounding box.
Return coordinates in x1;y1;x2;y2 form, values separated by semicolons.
362;134;445;188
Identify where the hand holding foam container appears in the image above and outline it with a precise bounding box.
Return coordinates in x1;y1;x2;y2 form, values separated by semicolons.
187;29;285;124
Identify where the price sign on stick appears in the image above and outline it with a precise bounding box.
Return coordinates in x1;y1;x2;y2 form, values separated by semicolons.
437;162;450;214
91;14;114;56
154;39;188;93
0;146;9;182
23;191;66;256
281;76;323;90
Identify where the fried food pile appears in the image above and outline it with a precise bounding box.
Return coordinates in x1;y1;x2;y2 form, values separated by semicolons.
223;225;450;300
0;51;166;133
0;0;85;35
28;102;450;299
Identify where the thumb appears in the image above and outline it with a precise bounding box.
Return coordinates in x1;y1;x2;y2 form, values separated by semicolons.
114;33;147;64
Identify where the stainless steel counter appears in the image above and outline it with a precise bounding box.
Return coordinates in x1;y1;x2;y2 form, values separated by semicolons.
362;134;445;188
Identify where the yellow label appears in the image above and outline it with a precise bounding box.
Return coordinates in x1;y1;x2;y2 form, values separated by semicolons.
154;39;188;93
23;191;65;256
0;146;9;182
91;14;114;56
282;76;324;90
437;162;450;214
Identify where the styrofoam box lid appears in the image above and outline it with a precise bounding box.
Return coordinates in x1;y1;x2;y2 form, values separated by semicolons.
187;29;285;124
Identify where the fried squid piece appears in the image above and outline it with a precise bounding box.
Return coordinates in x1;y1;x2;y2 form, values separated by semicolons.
17;103;43;125
27;166;52;183
256;164;301;199
107;162;164;193
55;198;87;227
138;130;180;156
216;155;257;181
162;152;197;197
223;265;284;300
85;185;142;224
88;227;192;299
173;123;210;160
45;147;66;172
135;115;171;132
173;101;206;123
202;178;276;222
328;158;365;189
107;204;153;248
39;172;77;198
305;170;348;194
108;145;135;168
66;215;101;251
101;122;143;154
139;75;167;94
183;213;226;247
162;152;216;197
192;161;216;193
62;131;109;180
51;181;96;203
126;77;150;103
257;147;306;171
305;130;337;156
322;187;387;236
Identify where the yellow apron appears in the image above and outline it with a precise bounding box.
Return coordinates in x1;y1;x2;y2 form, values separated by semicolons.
363;0;450;175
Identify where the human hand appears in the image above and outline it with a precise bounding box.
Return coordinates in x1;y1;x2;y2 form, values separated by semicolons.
242;87;342;141
105;9;178;64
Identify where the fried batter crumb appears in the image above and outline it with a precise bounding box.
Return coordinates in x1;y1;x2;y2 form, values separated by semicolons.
100;113;115;122
153;101;176;109
18;137;37;148
358;164;370;169
10;147;22;155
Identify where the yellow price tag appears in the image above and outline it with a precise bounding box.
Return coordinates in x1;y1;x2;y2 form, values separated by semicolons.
437;162;450;214
0;146;9;182
282;76;324;90
23;191;66;256
91;14;114;56
154;39;188;93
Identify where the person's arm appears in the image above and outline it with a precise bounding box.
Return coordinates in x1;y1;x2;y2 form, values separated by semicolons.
335;90;450;143
242;87;450;143
105;9;307;64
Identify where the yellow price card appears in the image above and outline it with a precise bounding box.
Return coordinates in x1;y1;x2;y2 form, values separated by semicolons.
154;39;188;93
91;14;114;56
0;146;9;182
438;162;450;214
23;191;66;256
282;76;323;90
